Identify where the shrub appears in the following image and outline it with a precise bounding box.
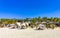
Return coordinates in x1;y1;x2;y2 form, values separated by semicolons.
46;24;50;29
50;24;56;29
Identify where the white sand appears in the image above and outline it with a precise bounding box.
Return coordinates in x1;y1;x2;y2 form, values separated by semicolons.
0;28;60;38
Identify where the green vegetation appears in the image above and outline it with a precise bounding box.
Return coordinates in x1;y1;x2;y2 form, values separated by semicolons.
46;24;50;29
50;24;56;29
0;17;60;29
0;18;18;24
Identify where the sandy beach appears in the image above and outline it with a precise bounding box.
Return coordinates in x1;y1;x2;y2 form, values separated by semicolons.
0;28;60;38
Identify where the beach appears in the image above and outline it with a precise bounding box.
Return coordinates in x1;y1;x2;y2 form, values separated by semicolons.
0;28;60;38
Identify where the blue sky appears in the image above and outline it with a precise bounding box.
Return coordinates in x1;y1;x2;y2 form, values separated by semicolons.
0;0;60;18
